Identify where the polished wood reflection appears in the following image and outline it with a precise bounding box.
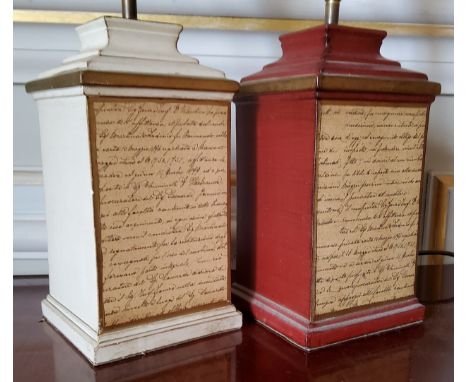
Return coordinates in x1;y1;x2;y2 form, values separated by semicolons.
14;278;453;382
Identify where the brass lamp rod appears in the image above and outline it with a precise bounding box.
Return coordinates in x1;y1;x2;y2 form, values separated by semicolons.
122;0;137;19
325;0;341;24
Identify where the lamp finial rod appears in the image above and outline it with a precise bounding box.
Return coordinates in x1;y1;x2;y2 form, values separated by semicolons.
324;0;341;24
122;0;137;20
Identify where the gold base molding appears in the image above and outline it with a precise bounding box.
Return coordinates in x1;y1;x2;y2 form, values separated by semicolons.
13;10;453;38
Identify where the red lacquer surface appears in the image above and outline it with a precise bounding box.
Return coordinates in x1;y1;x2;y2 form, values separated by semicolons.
234;24;437;349
243;24;427;82
236;91;316;319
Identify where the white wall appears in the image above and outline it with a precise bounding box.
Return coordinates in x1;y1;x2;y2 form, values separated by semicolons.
14;0;453;24
13;2;454;274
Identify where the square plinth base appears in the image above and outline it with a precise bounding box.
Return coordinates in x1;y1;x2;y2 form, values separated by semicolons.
232;283;424;351
42;295;242;365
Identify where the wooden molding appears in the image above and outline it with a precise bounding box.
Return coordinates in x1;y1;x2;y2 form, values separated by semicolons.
25;70;239;94
13;10;453;38
238;75;441;96
427;174;454;256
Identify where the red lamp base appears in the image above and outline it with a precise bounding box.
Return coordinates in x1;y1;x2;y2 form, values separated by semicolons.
233;283;425;350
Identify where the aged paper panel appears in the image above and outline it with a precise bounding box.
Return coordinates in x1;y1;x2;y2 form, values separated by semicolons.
92;99;229;327
314;103;427;316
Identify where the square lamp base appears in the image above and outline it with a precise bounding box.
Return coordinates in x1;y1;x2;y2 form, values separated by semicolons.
42;295;242;365
232;283;424;351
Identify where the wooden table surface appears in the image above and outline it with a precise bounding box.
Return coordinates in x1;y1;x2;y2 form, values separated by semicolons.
14;278;453;382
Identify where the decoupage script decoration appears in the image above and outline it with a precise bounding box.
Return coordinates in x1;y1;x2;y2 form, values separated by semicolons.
91;99;230;327
314;103;427;316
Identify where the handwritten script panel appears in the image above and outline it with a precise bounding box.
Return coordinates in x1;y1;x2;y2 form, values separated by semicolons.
314;103;427;316
92;99;229;327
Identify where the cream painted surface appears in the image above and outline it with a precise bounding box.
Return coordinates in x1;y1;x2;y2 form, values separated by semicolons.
43;295;242;365
71;17;194;62
33;85;235;102
83;86;235;101
40;17;225;79
35;91;100;330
